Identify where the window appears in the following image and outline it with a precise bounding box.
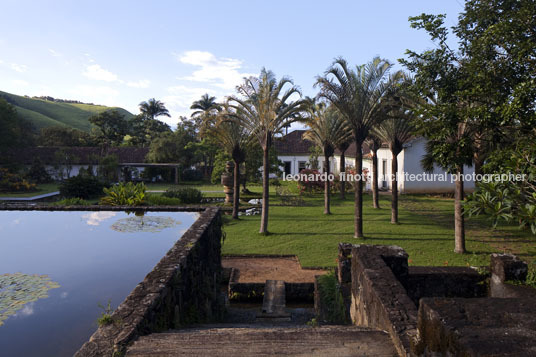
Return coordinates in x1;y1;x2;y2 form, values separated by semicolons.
298;161;307;172
284;161;291;175
382;159;388;188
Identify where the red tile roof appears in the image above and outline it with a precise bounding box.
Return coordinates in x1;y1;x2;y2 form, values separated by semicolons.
274;130;370;158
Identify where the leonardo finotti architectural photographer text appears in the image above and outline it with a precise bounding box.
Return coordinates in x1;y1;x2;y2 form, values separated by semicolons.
282;172;528;183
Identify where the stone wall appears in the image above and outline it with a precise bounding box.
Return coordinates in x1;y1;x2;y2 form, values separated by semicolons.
406;266;488;305
75;207;224;357
349;245;419;356
344;244;498;356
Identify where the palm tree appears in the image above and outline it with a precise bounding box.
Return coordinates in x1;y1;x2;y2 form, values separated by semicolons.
365;134;383;209
304;103;351;214
228;68;308;234
190;94;221;130
203;108;252;219
316;57;398;238
375;109;415;224
138;98;171;121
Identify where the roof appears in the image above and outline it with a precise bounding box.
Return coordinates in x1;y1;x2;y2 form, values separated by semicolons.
274;130;313;155
274;130;370;158
3;147;149;165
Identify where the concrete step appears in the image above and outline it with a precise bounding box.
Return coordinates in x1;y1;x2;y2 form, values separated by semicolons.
261;280;286;315
126;325;397;356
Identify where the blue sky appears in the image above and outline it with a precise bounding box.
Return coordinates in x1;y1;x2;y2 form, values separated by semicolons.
0;0;464;126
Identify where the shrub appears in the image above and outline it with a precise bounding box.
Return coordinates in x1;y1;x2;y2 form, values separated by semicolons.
163;187;203;204
59;174;108;199
25;159;52;184
316;272;348;324
296;169;324;194
53;197;90;206
100;182;146;206
146;194;181;206
0;168;37;192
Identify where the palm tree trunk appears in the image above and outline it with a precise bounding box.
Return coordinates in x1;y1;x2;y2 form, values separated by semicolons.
339;151;346;200
372;149;380;209
454;165;466;253
391;150;398;224
232;159;240;219
355;143;364;238
324;154;331;214
259;147;270;234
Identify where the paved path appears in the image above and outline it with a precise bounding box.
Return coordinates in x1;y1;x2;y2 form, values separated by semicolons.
126;325;397;356
0;191;60;201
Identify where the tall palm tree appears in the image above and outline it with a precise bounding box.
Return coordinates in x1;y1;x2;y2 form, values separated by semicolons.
190;94;221;130
375;109;415;224
365;134;383;209
138;98;171;121
304;103;351;214
203;108;252;219
228;68;308;234
316;57;398;238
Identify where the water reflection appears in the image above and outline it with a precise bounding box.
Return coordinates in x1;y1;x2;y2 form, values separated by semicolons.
82;212;117;226
0;210;198;357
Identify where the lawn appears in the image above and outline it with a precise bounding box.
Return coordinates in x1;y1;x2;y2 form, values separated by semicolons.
0;183;60;198
222;191;536;269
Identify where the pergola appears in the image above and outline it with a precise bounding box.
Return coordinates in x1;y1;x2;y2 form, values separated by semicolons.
118;163;181;184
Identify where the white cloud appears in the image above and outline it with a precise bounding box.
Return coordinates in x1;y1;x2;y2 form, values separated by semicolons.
176;50;254;90
83;64;118;82
48;49;62;57
82;212;117;226
10;63;27;73
127;79;150;88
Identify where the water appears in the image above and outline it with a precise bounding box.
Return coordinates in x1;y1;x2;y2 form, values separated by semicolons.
0;210;199;357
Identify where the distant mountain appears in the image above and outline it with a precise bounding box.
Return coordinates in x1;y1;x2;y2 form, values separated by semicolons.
0;90;134;132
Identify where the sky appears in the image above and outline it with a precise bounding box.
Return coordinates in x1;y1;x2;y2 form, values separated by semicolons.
0;0;465;127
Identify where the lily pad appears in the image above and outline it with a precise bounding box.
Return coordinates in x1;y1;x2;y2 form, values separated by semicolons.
110;216;180;233
0;273;60;326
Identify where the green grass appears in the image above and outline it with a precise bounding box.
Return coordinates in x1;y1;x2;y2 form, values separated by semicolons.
0;90;133;131
0;183;59;198
222;192;536;269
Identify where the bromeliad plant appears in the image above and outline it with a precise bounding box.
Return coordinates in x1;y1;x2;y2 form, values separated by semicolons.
100;182;146;206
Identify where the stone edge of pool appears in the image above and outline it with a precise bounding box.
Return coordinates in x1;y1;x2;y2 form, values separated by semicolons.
1;205;223;357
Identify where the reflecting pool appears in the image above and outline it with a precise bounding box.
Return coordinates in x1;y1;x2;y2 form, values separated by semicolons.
0;210;199;357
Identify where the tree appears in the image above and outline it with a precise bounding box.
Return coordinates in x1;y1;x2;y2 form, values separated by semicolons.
39;126;95;147
304;103;351;214
190;95;222;176
365;134;382;209
203;108;252;219
139;98;171;121
375;102;415;224
190;94;221;129
228;68;308;234
127;114;171;147
146;121;197;166
0;98;34;152
89;110;129;146
316;57;398;238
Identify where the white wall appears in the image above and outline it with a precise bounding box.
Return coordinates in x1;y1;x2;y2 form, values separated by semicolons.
401;137;475;193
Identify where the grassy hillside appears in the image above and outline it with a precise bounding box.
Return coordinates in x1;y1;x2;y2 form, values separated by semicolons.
0;90;134;132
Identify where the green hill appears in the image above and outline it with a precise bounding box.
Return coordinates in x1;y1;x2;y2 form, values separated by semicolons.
0;90;134;132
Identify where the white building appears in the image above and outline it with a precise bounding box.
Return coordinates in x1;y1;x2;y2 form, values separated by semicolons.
274;130;475;193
